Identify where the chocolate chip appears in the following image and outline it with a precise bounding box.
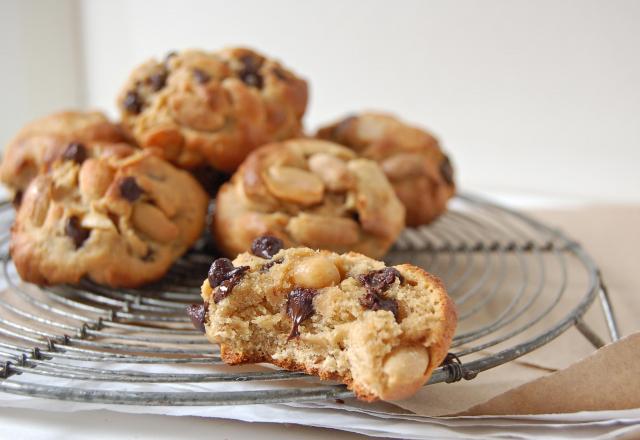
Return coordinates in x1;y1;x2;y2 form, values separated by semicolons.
65;216;90;249
186;302;208;333
359;291;399;321
119;177;143;202
62;142;88;164
12;190;23;208
149;70;168;91
207;258;250;303
357;267;404;295
123;90;143;114
357;268;403;321
286;287;318;340
239;55;263;89
251;235;284;259
260;257;284;272
208;258;235;287
440;155;454;185
193;68;211;84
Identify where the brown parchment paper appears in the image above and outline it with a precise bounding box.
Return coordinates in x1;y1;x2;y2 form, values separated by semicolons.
392;204;640;416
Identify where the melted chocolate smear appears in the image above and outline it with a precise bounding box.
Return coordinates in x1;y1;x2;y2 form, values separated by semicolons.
65;216;91;249
208;258;250;303
119;176;143;202
260;257;284;273
239;55;264;89
149;70;168;91
440;155;454;186
186;302;208;333
251;235;284;259
62;142;88;164
193;68;211;84
357;268;403;321
123;90;143;114
286;287;318;340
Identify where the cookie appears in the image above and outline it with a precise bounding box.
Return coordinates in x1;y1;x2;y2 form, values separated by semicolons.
0;110;124;197
117;47;308;174
194;238;457;401
317;113;455;226
212;138;405;259
10;142;209;287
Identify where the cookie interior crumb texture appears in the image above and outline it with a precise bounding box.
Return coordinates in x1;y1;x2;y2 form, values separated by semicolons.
200;244;457;401
10;142;209;287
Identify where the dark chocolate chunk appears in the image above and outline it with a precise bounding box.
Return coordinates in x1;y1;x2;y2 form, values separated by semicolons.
251;235;284;259
208;258;235;287
119;177;143;202
123;90;143;114
260;257;284;272
239;55;264;89
286;287;318;340
357;267;402;321
65;216;91;249
208;258;250;303
193;68;211;84
440;155;454;186
359;291;399;321
357;267;404;296
186;302;208;333
12;190;23;208
149;70;168;91
62;142;88;164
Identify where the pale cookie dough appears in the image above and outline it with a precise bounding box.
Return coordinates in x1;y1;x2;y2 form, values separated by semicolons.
194;238;457;401
317;112;455;226
213;138;405;259
10;142;209;287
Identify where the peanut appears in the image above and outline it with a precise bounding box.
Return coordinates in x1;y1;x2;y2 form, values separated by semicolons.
382;345;430;400
264;166;324;206
131;202;179;243
307;153;354;192
381;153;427;180
293;255;341;289
79;159;114;199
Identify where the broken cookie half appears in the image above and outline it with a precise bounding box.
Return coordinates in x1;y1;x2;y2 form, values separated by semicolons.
193;235;457;401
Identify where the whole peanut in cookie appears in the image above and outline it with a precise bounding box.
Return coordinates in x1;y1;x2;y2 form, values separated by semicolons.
317;112;455;226
212;138;406;259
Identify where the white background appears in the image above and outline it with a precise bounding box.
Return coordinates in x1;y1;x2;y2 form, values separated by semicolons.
1;0;639;202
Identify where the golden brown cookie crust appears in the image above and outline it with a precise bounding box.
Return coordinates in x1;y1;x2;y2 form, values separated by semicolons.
0;111;124;194
212;138;405;259
117;47;308;173
201;246;457;401
317;112;455;226
10;143;208;287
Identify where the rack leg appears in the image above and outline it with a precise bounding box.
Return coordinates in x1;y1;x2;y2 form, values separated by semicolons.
575;319;606;349
598;274;620;342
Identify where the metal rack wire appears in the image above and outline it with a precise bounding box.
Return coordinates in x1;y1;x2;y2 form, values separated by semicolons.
0;193;619;405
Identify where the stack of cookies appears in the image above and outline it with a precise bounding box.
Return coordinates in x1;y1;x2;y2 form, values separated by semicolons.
1;47;457;401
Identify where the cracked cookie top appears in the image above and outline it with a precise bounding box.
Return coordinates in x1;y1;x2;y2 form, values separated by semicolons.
0;111;124;196
10;142;209;287
213;138;405;259
317;112;455;226
117;47;308;173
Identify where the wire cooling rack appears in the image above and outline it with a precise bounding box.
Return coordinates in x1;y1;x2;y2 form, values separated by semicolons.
0;193;620;406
